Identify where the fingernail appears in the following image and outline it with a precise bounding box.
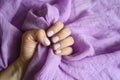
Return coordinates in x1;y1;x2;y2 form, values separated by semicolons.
55;50;62;54
47;31;54;37
54;43;60;50
44;38;51;46
52;36;59;43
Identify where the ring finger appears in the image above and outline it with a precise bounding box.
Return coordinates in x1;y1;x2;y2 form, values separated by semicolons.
52;36;74;50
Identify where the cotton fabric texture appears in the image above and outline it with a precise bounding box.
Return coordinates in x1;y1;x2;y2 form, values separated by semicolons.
0;0;120;80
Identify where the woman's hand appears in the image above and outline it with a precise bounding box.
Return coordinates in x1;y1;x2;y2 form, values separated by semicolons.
0;21;74;80
47;21;74;55
19;21;74;63
20;29;50;63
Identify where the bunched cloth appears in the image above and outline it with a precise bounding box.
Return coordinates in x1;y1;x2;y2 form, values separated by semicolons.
0;0;120;80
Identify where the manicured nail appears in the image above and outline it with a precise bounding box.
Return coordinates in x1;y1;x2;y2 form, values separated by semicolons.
47;30;54;37
52;36;59;43
44;38;51;46
54;43;60;50
55;50;62;54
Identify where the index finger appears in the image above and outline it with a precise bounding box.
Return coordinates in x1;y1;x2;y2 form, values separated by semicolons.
47;21;64;37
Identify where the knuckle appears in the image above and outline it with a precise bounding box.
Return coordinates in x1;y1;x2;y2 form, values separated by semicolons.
37;29;44;35
61;27;71;36
65;27;71;33
22;31;33;42
56;21;64;27
62;47;73;55
68;47;73;55
23;31;31;39
69;36;74;44
36;29;45;38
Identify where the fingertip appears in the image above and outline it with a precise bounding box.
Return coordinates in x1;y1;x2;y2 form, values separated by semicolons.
47;21;64;38
56;21;64;27
43;37;51;46
65;27;71;35
47;30;54;37
36;29;51;46
55;50;62;55
54;47;73;56
51;36;59;43
69;36;74;45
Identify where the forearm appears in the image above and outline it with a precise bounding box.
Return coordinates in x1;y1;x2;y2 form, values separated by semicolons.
0;57;28;80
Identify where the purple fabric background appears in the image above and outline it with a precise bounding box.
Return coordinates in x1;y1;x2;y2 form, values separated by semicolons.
0;0;120;80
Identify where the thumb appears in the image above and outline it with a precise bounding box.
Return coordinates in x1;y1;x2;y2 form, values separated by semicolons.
35;29;51;46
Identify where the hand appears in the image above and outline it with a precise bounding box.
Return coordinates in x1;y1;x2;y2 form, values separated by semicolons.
19;29;50;63
47;21;74;55
19;21;74;63
0;21;74;80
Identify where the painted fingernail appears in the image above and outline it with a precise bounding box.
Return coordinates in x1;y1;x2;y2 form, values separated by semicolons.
52;36;59;43
47;30;54;37
55;50;62;54
44;38;51;46
54;43;60;50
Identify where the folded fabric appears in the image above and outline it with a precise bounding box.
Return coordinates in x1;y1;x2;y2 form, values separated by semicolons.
0;0;120;80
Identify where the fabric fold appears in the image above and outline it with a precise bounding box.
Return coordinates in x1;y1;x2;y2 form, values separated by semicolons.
0;0;120;80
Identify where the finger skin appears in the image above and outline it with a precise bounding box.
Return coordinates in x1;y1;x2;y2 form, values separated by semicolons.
20;29;50;62
47;21;64;37
21;30;37;62
54;47;73;55
51;27;71;43
52;36;74;50
22;29;50;46
35;29;51;46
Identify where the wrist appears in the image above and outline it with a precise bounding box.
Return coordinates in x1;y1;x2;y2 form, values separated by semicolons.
18;56;30;66
12;57;29;80
0;57;29;80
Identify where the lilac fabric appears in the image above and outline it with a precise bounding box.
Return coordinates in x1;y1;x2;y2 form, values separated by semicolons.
0;0;120;80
